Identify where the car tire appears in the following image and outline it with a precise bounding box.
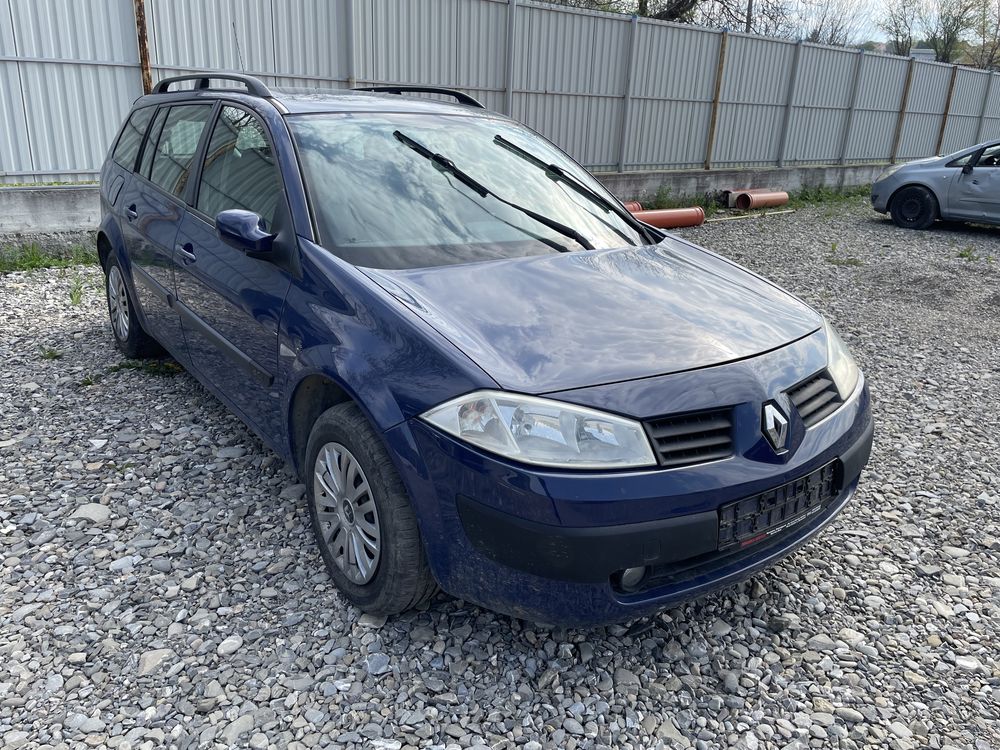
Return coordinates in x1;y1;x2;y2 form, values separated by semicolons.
305;402;437;615
104;255;163;359
889;186;938;230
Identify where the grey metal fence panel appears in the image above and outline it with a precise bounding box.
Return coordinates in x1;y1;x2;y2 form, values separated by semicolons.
714;34;796;167
625;22;719;170
941;68;988;154
784;44;857;164
5;0;1000;185
898;61;952;159
1;0;140;184
844;53;909;163
512;2;629;170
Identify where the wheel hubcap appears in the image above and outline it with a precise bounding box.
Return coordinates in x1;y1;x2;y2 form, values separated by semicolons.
313;442;381;585
107;266;130;340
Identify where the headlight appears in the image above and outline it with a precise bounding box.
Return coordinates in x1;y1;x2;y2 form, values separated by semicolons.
421;390;657;469
824;319;860;399
876;163;904;182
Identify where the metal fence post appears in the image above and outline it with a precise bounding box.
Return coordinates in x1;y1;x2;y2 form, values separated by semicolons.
504;0;517;116
345;0;356;88
977;72;995;143
935;65;959;155
616;15;638;173
132;0;152;94
703;30;728;170
890;58;916;164
839;48;864;165
776;40;802;168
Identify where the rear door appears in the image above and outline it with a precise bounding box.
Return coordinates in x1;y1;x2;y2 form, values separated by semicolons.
119;102;216;354
949;143;1000;221
173;103;292;436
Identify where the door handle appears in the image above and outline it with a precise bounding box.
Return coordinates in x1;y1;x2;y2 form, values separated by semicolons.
175;242;196;264
126;204;138;221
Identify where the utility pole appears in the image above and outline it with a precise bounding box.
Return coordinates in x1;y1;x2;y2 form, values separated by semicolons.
745;0;753;32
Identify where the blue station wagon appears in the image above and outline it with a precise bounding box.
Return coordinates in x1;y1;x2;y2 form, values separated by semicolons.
98;73;873;626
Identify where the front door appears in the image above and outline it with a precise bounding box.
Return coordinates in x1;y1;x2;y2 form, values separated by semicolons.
949;143;1000;221
173;104;292;437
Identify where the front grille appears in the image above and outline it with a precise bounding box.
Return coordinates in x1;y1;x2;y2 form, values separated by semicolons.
717;460;838;551
787;370;843;427
644;408;734;468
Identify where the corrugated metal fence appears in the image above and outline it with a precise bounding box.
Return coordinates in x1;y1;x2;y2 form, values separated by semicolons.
4;0;1000;185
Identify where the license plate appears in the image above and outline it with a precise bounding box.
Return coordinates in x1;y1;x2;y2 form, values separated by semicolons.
717;461;838;551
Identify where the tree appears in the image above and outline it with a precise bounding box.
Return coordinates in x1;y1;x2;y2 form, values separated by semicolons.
798;0;869;46
920;0;977;62
969;0;1000;69
695;0;797;37
878;0;919;56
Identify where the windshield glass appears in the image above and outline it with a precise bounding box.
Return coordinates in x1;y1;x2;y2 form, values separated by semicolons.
289;112;647;269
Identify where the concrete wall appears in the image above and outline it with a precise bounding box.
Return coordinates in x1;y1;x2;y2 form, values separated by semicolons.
595;163;887;204
0;186;101;235
0;163;885;238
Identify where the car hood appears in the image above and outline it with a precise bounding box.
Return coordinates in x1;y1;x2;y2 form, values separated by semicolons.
363;238;822;394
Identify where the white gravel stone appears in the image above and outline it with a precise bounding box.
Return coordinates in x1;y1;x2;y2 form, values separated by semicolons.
2;202;999;748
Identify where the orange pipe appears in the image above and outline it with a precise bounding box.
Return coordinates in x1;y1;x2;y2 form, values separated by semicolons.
622;200;643;212
725;187;772;207
734;190;789;211
631;207;705;229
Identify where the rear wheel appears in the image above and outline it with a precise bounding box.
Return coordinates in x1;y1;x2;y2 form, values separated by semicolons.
306;402;437;615
889;186;938;230
104;256;162;358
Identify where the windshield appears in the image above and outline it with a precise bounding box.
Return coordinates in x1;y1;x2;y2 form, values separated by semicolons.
289;112;647;269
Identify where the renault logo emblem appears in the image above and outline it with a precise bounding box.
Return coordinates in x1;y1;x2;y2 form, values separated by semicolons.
762;402;789;452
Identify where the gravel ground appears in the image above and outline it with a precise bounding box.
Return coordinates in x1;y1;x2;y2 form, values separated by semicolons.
1;199;999;750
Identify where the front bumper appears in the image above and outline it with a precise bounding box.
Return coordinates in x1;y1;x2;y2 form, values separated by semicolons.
386;356;873;626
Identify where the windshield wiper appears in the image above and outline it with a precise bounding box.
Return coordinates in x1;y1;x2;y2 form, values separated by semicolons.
493;134;654;244
393;130;594;251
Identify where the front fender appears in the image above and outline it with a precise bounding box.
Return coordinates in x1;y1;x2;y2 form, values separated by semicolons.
276;238;497;460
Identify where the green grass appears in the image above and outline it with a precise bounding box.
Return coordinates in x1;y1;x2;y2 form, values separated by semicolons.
39;347;62;360
0;243;98;274
106;359;183;377
69;275;84;305
785;185;870;209
650;186;720;217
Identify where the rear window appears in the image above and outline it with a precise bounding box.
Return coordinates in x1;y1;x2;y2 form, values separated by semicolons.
289;112;645;269
112;106;155;170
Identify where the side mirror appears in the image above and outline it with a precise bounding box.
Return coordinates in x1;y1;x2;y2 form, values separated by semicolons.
216;209;275;258
963;163;974;175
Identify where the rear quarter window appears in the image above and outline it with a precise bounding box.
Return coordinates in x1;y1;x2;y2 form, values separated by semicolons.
112;107;155;171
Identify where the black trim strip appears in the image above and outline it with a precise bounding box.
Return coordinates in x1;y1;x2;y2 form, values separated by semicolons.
173;300;273;388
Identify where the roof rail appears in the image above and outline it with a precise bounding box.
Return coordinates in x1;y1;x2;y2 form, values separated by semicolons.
152;73;273;98
354;85;486;109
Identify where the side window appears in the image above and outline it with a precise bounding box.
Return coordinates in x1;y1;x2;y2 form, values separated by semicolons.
196;105;282;228
148;104;214;198
138;107;167;179
112;107;154;170
977;144;1000;168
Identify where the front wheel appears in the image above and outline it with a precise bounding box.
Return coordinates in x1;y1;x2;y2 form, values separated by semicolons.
889;186;938;230
104;256;162;358
305;402;437;615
